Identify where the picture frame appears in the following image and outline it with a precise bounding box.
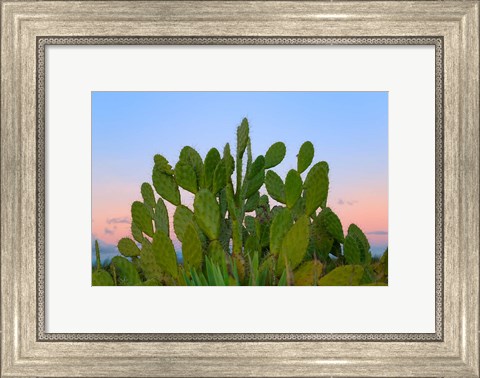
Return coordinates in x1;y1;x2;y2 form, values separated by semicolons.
1;1;478;376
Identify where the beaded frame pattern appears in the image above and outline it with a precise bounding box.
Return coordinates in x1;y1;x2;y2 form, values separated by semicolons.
36;36;444;342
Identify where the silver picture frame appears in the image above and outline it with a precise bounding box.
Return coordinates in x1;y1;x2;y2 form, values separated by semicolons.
1;1;478;376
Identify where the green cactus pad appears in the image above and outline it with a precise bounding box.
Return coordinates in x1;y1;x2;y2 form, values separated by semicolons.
204;148;221;189
304;161;329;215
131;222;144;243
173;205;194;242
152;166;181;205
297;141;314;174
293;260;323;286
141;182;156;208
117;237;141;257
92;270;114;286
180;146;205;188
131;201;154;237
154;198;169;236
193;189;221;240
278;215;310;273
111;256;142;286
153;154;174;175
245;168;265;199
223;143;235;177
248;155;265;180
182;223;203;272
175;160;198;193
285;169;303;208
290;197;306;220
346;224;371;265
151;230;178;279
212;160;226;195
269;208;293;256
343;234;361;265
318;265;364;286
264;142;286;169
244;191;260;212
94;239;101;270
265;170;286;203
318;207;344;243
237;118;250;159
140;240;163;281
311;217;335;260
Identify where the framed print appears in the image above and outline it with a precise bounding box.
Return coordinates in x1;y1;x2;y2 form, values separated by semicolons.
1;1;478;377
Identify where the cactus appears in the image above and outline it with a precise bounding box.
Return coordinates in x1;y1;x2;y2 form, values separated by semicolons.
212;161;226;195
193;189;220;240
204;148;221;190
92;241;115;286
141;182;156;208
264;142;286;169
117;237;141;257
284;169;303;208
294;260;323;286
153;154;174;175
131;201;154;237
318;265;364;286
151;230;178;279
265;170;286;204
173;205;194;242
182;223;203;272
154;198;169;236
276;215;310;274
175;160;198;193
111;256;142;286
152;166;180;206
297;141;314;174
140;240;163;281
317;207;344;243
344;224;371;265
303;161;329;216
269;208;293;256
179;146;205;188
110;117;384;286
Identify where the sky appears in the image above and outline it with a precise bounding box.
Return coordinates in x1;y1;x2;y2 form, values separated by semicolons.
92;91;388;262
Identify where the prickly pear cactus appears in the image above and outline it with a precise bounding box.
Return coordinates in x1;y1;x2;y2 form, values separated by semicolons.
318;265;364;286
265;170;286;204
297;141;314;174
141;182;156;208
293;260;323;286
276;214;310;274
154;198;169;236
269;208;293;256
285;169;303;208
117;237;141;257
111;256;142;286
344;224;371;265
175;160;198;193
303;161;329;215
111;117;382;286
193;189;220;240
182;223;203;272
131;201;154;237
152;165;180;206
151;230;178;279
204;148;221;190
264;142;286;169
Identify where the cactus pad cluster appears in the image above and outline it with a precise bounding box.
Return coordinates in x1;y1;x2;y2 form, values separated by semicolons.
93;118;388;286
